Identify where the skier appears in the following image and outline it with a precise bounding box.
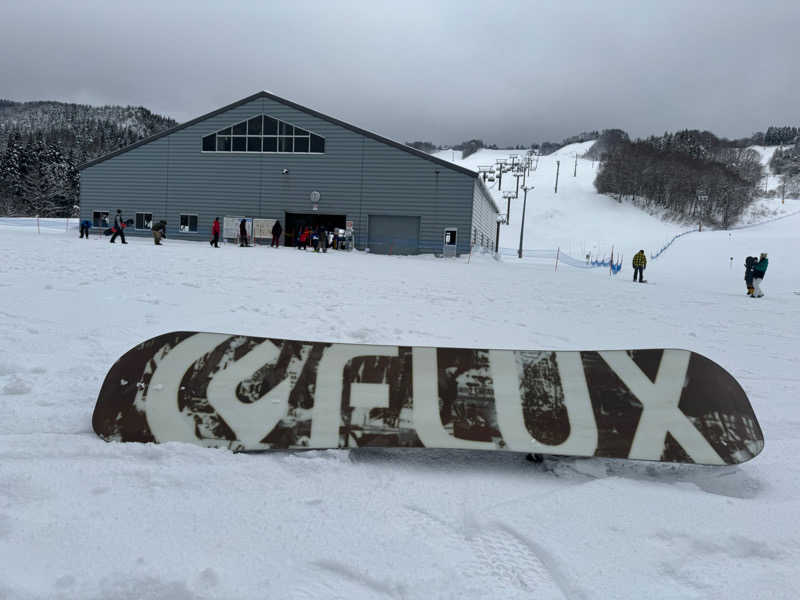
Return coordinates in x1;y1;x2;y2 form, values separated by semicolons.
271;220;283;247
239;219;248;247
210;217;221;248
109;209;127;244
744;256;757;296
752;253;768;298
297;227;309;250
632;249;647;282
152;220;167;245
79;219;91;239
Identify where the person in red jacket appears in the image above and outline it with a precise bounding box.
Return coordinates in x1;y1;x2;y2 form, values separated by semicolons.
210;217;221;248
297;227;309;250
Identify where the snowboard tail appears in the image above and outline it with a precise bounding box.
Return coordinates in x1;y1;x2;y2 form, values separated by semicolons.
92;332;764;465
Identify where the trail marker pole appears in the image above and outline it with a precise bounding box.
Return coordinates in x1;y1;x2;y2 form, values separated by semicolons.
555;161;560;194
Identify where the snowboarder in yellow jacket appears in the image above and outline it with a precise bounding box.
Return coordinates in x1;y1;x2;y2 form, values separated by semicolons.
632;250;647;282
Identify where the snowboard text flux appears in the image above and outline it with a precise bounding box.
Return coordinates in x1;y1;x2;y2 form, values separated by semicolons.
93;332;764;465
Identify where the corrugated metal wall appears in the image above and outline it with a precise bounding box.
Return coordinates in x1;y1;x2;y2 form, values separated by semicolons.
471;180;498;251
80;95;484;255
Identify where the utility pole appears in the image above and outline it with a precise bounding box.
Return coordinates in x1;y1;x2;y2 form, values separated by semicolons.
518;185;533;258
573;152;578;177
554;160;561;194
502;191;516;225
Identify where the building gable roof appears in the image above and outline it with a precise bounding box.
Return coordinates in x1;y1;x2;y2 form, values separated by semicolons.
78;90;479;179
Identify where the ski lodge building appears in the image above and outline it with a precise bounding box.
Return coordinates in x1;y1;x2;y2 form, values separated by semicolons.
79;91;499;255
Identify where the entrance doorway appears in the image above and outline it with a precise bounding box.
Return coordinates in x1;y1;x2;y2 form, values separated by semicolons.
284;212;346;247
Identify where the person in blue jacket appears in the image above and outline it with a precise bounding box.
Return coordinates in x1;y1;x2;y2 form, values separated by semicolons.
79;219;92;239
752;253;768;298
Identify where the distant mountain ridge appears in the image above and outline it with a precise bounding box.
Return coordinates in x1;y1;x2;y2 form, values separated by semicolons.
0;99;176;216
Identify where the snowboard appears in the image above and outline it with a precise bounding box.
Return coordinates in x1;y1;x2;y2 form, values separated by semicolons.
92;332;764;465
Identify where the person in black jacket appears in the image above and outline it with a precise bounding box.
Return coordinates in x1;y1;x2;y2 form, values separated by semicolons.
109;209;127;244
152;220;167;245
271;220;283;247
744;256;756;296
239;219;249;247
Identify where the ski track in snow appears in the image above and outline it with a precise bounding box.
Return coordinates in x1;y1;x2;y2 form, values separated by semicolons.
1;164;800;598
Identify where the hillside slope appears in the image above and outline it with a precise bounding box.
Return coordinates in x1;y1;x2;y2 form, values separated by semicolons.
435;144;799;261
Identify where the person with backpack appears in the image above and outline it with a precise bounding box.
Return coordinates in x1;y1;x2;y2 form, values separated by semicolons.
271;220;283;247
744;255;757;296
632;250;647;282
152;220;167;245
210;217;221;248
109;209;127;244
752;253;768;298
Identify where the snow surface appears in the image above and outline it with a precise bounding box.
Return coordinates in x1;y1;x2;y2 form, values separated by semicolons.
1;206;799;598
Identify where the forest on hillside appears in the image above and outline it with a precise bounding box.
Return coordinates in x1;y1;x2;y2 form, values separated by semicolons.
0;100;176;217
591;127;800;227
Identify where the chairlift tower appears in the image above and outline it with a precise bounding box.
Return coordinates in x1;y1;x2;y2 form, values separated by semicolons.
495;158;509;189
518;185;533;258
477;165;494;182
513;169;524;197
502;191;516;226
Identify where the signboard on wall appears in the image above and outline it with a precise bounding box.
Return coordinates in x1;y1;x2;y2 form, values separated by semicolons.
223;216;252;242
253;218;276;241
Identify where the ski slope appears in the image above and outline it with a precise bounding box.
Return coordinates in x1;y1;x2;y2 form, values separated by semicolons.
0;215;799;599
434;143;798;261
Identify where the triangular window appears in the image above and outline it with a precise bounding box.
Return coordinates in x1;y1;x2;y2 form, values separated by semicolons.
202;115;325;154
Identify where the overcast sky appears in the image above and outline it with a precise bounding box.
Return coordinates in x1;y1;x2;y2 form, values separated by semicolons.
2;0;798;146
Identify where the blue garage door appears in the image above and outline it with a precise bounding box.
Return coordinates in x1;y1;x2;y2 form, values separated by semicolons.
368;215;420;255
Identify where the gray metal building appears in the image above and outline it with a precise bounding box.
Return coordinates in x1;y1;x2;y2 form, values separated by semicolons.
79;91;499;255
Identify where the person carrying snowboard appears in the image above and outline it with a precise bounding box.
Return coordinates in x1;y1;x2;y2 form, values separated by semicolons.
632;249;647;282
109;209;127;244
152;220;167;245
744;255;757;296
752;252;768;298
210;217;221;248
271;220;282;247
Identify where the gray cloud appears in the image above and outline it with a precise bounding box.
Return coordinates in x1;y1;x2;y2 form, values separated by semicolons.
2;0;798;145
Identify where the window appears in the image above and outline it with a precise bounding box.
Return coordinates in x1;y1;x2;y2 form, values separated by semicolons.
294;137;309;152
247;116;262;135
93;211;109;228
201;114;325;154
263;137;277;152
310;134;325;153
135;212;153;230
179;214;198;232
277;137;293;152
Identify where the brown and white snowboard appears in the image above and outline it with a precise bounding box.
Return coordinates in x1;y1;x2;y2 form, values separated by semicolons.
92;332;764;465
